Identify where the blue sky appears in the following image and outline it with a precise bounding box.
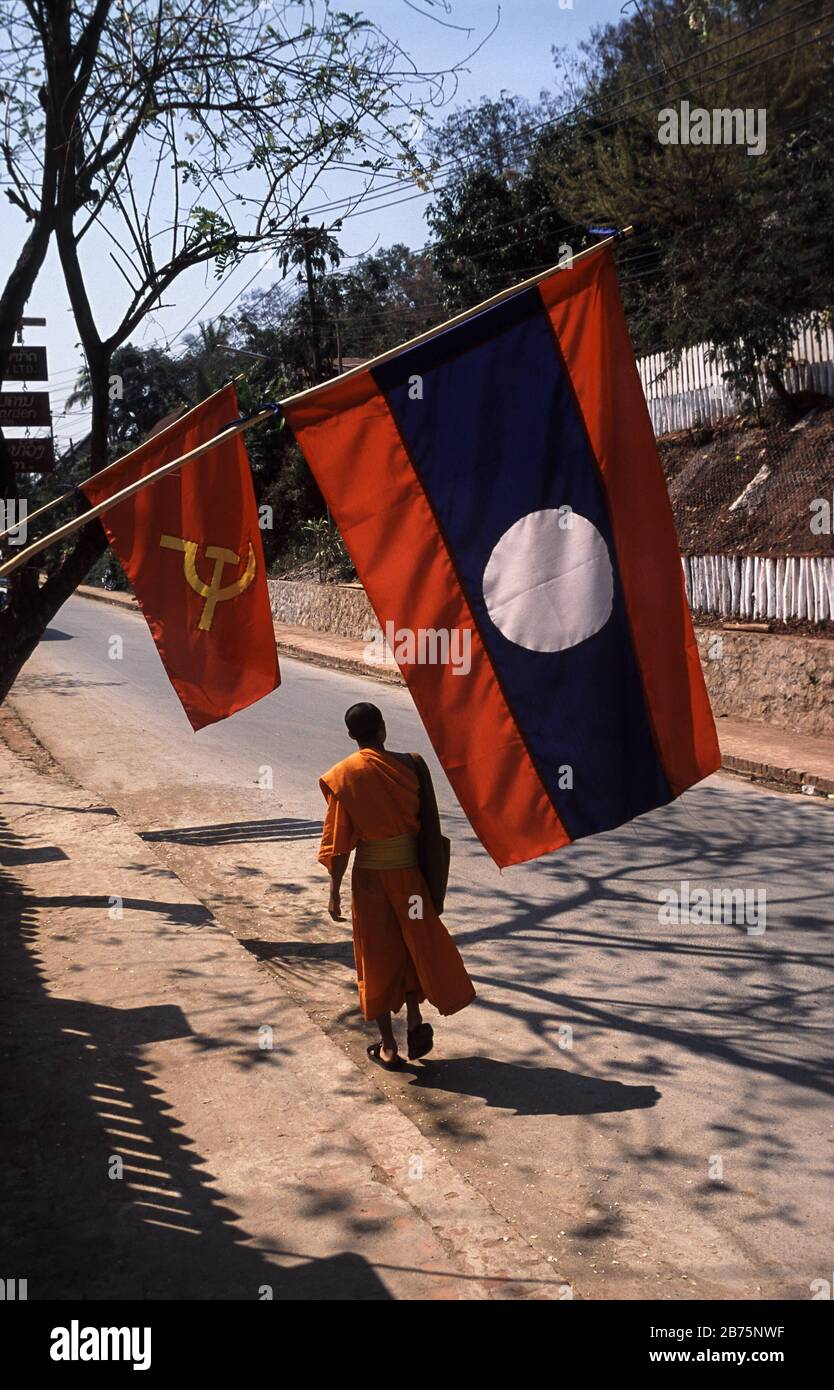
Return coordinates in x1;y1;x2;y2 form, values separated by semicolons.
4;0;627;449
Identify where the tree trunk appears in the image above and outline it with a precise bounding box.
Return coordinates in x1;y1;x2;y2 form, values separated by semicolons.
0;519;108;704
0;356;111;705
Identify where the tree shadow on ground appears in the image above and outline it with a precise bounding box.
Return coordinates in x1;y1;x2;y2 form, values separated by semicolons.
244;937;356;970
0;812;392;1300
443;782;834;1088
141;817;323;847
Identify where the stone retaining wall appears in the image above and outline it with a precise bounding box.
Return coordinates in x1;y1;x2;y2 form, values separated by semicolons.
269;579;834;735
696;627;834;737
268;579;375;641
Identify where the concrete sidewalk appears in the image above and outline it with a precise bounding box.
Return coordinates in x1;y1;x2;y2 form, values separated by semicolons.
0;707;564;1300
77;583;834;799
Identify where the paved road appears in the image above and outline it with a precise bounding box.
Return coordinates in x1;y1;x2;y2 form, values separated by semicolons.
15;594;834;1299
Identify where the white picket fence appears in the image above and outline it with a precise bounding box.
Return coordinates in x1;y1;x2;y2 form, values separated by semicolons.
683;554;834;623
638;319;834;435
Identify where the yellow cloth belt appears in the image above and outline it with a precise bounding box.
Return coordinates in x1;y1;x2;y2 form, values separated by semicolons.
354;834;419;870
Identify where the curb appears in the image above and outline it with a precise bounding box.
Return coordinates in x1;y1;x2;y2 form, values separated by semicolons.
721;752;834;798
76;584;405;685
76;583;136;610
74;588;834;798
273;637;403;686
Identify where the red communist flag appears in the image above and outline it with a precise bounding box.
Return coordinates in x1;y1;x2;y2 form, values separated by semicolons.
80;383;279;730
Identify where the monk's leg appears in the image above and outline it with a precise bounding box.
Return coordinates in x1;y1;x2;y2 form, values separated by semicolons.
390;869;476;1018
353;868;421;1020
376;1011;398;1065
405;991;423;1031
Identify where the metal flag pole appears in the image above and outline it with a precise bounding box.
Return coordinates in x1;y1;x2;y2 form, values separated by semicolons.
0;229;633;578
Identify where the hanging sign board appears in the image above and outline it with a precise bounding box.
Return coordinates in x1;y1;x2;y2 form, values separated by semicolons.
0;392;51;426
6;437;54;472
2;346;48;381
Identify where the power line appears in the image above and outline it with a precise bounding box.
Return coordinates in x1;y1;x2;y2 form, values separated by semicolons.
21;3;832;378
297;0;829;223
148;7;813;350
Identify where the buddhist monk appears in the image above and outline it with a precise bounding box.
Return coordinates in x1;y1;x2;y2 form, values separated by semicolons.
318;702;475;1070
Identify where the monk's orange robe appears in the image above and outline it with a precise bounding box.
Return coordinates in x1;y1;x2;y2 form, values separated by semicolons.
318;749;475;1021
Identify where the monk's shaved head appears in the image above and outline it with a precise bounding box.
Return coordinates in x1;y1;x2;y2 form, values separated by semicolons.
345;702;384;744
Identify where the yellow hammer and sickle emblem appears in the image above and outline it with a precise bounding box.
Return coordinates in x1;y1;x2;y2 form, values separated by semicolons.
160;534;257;632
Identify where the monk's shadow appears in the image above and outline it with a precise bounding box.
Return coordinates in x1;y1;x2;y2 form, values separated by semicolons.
407;1056;660;1117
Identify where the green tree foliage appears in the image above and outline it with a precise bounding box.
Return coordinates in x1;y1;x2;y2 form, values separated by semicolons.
541;0;834;402
218;242;446;574
68;347;195;446
0;0;457;699
425;94;573;309
423;3;834;402
313;244;446;362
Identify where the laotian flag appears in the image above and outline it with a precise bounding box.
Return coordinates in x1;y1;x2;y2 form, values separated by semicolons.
285;247;719;867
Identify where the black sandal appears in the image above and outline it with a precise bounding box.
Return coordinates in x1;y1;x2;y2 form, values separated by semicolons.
407;1022;434;1060
367;1042;404;1071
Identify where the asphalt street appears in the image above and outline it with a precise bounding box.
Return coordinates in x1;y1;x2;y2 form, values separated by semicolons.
13;594;834;1299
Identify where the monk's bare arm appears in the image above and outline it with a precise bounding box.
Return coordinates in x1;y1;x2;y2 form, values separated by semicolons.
327;853;349;922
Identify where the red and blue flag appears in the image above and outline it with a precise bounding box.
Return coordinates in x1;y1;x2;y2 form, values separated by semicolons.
285;247;720;867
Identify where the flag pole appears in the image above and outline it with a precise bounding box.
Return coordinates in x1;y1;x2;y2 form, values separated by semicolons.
0;375;248;545
281;227;634;408
0;407;276;579
0;231;633;577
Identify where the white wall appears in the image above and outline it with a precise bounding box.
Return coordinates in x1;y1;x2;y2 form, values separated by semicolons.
638;319;834;435
683;554;834;623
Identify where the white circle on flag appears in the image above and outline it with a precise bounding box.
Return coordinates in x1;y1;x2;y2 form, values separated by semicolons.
482;508;614;652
